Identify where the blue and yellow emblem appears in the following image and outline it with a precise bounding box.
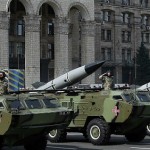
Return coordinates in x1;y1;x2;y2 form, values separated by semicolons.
8;69;25;91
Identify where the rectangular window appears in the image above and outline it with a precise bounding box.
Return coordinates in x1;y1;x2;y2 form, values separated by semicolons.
48;22;54;35
122;13;130;24
41;45;46;59
16;42;25;58
145;0;148;8
48;44;54;60
101;29;105;40
146;33;149;43
17;20;25;36
122;13;125;23
25;99;42;109
43;98;60;108
107;11;111;22
101;48;105;60
107;30;111;41
140;0;148;7
122;0;130;5
127;49;131;61
127;31;131;42
9;42;15;58
107;48;111;60
122;49;125;62
122;31;125;42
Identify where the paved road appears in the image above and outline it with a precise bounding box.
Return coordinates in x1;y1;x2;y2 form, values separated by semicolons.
2;133;150;150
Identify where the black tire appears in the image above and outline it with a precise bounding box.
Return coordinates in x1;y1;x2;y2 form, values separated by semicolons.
24;135;47;150
47;129;67;143
146;124;150;136
125;127;146;142
86;118;111;145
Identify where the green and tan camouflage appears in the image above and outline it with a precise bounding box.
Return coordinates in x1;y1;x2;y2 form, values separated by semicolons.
0;92;73;149
47;88;150;145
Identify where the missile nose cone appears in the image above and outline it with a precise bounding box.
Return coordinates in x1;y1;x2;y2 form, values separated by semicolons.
85;61;105;75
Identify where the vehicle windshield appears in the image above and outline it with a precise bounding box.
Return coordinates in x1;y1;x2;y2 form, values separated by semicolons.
43;98;60;108
8;100;24;109
25;99;42;109
122;94;132;102
136;93;150;102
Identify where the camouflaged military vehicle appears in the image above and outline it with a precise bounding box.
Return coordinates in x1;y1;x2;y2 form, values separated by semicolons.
0;92;73;149
47;88;150;145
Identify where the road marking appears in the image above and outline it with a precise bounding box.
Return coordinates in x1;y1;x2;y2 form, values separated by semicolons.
47;146;77;150
130;147;150;150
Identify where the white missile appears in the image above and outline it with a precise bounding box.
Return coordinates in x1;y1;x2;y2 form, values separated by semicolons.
137;82;150;91
36;61;105;90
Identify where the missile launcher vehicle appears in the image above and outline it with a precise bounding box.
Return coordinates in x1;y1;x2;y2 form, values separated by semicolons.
47;88;150;145
0;92;73;149
0;61;104;149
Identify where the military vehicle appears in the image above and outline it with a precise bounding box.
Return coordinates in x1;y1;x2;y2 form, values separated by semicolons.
47;88;150;145
0;92;73;149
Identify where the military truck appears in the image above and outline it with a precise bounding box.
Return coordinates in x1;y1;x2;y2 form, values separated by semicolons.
47;88;150;145
0;92;73;150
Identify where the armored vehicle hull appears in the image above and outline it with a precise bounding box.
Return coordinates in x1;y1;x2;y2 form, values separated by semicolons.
0;92;73;149
47;89;150;145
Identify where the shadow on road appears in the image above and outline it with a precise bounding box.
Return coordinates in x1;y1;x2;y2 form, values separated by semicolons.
47;144;102;150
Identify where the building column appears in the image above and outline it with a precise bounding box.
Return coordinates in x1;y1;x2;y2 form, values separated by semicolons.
80;21;95;84
113;14;122;83
0;11;10;69
54;17;71;77
24;15;41;88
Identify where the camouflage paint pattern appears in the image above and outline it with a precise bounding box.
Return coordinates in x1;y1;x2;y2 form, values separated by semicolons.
0;93;73;146
46;89;150;134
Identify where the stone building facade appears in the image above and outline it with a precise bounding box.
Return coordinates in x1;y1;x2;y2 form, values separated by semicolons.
0;0;150;88
95;0;150;84
0;0;95;88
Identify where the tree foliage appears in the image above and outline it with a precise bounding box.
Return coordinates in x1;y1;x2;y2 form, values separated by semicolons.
136;43;150;85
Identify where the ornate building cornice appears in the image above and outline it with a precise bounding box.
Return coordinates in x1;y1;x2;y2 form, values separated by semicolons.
80;21;96;37
53;17;71;35
24;15;41;32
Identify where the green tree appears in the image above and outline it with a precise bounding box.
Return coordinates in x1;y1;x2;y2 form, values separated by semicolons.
135;42;150;85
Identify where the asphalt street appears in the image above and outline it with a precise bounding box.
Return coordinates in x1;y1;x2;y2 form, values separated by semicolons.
2;133;150;150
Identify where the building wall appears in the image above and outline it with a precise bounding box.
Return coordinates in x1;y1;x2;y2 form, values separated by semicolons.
95;0;150;84
0;0;95;88
0;0;150;87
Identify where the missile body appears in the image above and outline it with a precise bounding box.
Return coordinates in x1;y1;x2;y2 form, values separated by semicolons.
137;82;150;91
37;61;105;90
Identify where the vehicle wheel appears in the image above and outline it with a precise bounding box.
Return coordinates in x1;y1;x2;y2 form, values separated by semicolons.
47;129;67;143
86;118;110;145
24;135;47;150
146;124;150;136
125;127;146;142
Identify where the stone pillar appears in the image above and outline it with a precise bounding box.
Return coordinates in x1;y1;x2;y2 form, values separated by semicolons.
134;16;141;55
116;66;122;83
24;15;41;88
0;11;10;69
54;17;71;77
80;21;95;84
113;14;122;83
